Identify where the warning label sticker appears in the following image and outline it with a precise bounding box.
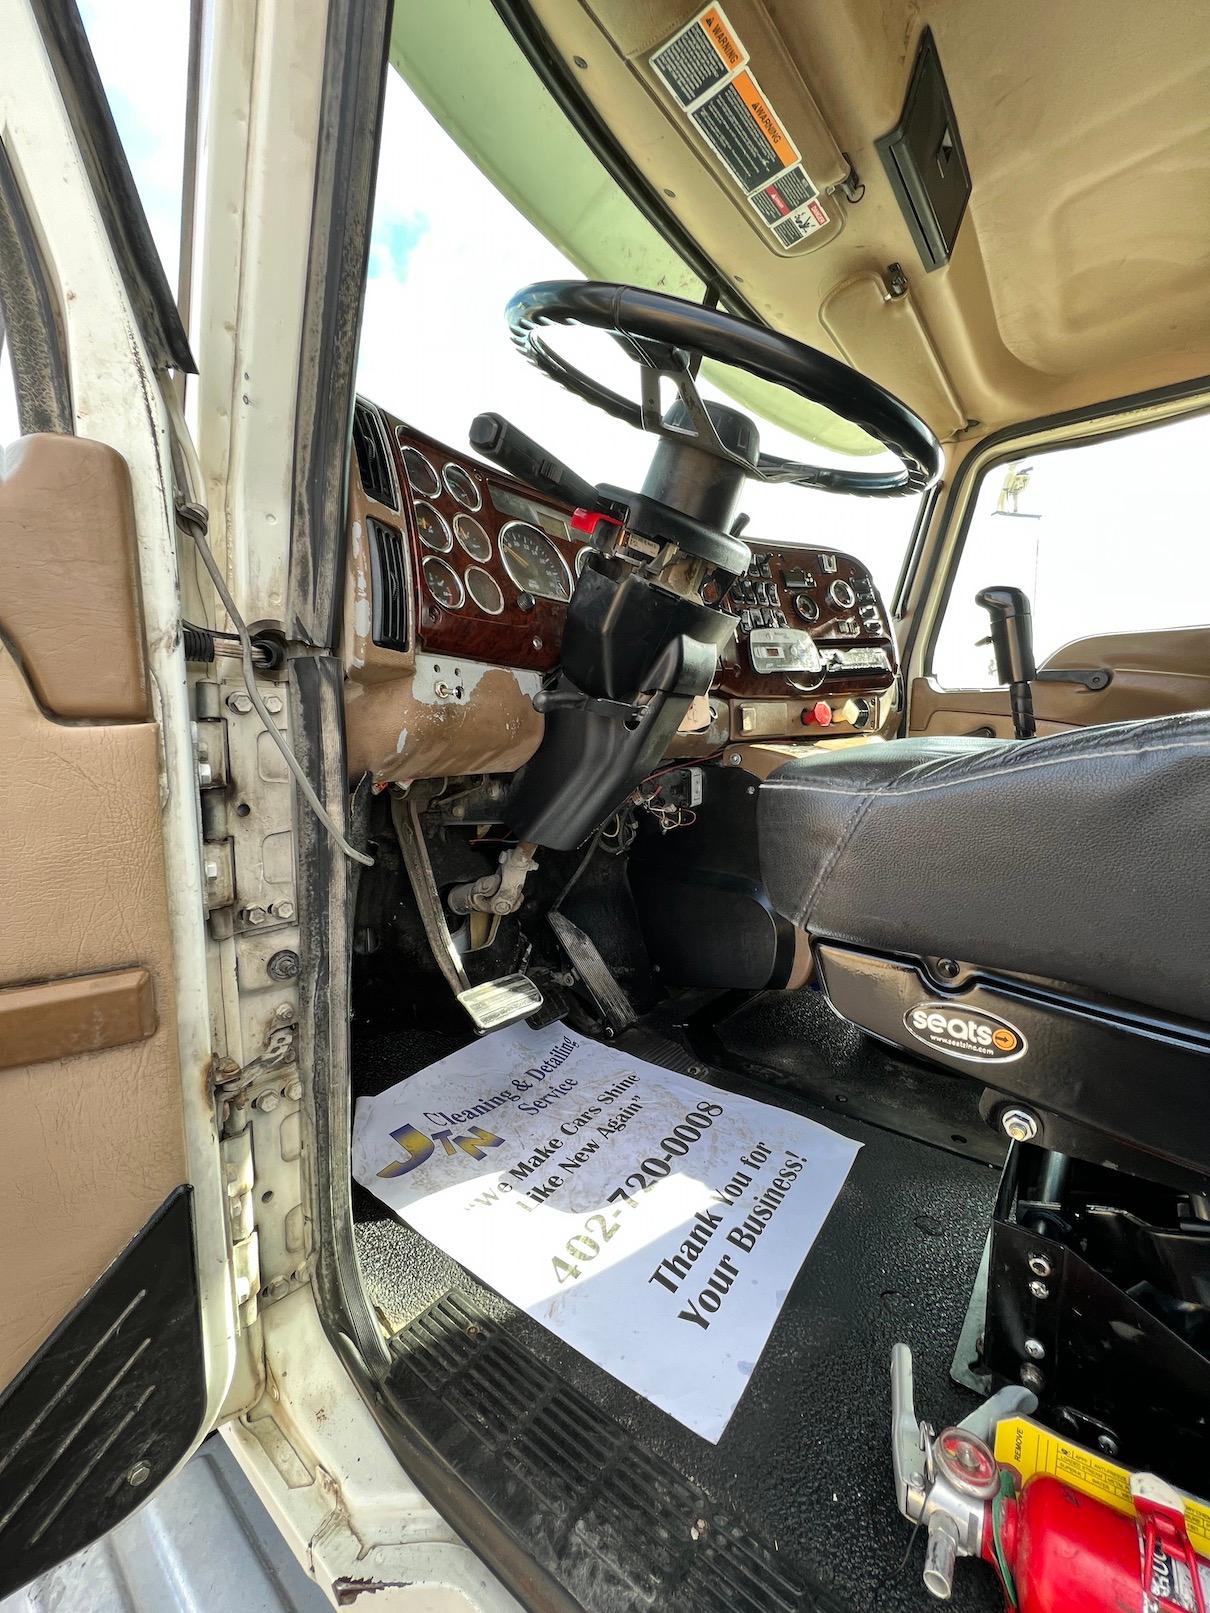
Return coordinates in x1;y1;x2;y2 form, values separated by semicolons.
650;5;828;247
650;6;747;105
748;164;830;245
994;1417;1210;1557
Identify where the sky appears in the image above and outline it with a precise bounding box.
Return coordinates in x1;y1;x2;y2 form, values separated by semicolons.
2;3;1206;679
0;0;188;443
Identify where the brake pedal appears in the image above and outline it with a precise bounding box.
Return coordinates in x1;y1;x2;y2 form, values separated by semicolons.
390;790;544;1034
457;974;545;1033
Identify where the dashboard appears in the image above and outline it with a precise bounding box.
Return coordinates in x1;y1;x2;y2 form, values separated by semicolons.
344;398;899;779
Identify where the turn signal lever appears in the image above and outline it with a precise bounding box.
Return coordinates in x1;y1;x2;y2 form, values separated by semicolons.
469;413;599;510
976;586;1036;738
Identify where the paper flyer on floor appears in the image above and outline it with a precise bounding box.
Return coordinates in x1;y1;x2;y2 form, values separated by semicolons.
351;1022;861;1442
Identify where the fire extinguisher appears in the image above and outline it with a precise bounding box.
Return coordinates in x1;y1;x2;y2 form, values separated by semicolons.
890;1343;1210;1610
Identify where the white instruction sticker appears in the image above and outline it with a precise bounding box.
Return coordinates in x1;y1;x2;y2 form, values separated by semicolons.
650;5;829;246
352;1023;860;1442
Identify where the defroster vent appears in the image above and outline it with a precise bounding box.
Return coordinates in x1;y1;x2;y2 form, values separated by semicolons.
352;399;398;509
367;518;408;652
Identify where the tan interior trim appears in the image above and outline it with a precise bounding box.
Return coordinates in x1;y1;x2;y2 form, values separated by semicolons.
0;967;158;1071
0;434;149;721
910;623;1210;737
531;0;1210;433
0;645;184;1385
729;735;883;779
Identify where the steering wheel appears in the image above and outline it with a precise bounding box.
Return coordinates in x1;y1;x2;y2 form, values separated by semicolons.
507;280;942;498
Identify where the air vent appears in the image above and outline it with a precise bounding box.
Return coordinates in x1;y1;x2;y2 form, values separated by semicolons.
366;518;408;651
351;400;398;510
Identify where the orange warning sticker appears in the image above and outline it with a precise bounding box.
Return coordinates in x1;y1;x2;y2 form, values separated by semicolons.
650;6;829;248
651;5;749;108
701;10;744;74
730;70;797;171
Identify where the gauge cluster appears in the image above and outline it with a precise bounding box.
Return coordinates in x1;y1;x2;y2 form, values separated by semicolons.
388;419;588;672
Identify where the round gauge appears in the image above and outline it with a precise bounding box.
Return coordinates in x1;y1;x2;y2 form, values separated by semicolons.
453;513;492;562
499;521;573;603
399;443;441;499
442;463;481;510
414;500;452;553
421;555;464;610
575;545;593;578
828;577;857;610
793;593;820;623
465;566;504;616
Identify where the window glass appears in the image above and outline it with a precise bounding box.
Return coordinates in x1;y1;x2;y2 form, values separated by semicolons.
360;57;921;600
932;410;1210;688
78;0;189;295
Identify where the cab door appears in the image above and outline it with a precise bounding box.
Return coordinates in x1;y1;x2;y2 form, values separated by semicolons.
0;2;232;1593
907;402;1210;737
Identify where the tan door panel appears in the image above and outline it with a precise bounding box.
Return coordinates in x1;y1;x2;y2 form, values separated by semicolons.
911;624;1210;737
0;434;149;721
0;438;186;1391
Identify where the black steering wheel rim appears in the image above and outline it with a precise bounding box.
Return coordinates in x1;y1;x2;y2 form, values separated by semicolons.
506;280;943;498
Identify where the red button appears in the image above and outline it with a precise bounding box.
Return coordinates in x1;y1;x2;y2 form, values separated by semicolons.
801;701;833;727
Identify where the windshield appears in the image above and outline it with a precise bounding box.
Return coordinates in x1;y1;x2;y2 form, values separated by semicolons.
358;33;922;599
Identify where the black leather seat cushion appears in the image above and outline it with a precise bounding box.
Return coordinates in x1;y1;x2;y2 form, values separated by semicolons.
758;713;1210;1022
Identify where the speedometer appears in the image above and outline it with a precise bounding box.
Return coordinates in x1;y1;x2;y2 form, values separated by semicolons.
498;521;573;603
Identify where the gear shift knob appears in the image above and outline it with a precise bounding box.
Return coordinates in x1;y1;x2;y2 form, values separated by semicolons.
976;586;1036;737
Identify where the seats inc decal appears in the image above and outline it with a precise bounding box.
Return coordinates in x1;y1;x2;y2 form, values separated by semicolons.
903;1002;1027;1063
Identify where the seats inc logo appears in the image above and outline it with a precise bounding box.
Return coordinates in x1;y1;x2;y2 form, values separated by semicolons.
903;1002;1027;1064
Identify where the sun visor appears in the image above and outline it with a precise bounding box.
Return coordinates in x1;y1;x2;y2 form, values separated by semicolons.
589;1;851;258
821;273;965;441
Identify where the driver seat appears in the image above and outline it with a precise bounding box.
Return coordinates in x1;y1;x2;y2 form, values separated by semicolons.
757;712;1210;1183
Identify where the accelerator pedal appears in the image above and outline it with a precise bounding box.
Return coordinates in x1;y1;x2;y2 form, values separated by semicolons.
457;974;544;1034
548;910;636;1034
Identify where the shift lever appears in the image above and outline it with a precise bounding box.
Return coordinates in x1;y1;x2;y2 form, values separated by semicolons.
976;586;1036;738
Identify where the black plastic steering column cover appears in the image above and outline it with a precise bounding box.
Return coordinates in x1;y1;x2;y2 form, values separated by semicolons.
507;280;943;496
506;561;735;849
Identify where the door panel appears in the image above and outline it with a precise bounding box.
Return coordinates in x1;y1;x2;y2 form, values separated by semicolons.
0;433;149;720
910;623;1210;737
0;434;200;1590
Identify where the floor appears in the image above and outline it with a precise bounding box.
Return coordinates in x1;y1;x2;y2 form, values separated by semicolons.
351;1011;1007;1613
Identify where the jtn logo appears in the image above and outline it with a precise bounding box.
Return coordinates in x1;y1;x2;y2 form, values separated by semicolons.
378;1122;506;1178
903;1002;1027;1064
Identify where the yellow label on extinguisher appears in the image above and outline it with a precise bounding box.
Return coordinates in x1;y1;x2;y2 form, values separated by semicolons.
994;1417;1210;1556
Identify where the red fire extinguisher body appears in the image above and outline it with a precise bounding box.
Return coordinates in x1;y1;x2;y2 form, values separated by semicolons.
992;1476;1210;1613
